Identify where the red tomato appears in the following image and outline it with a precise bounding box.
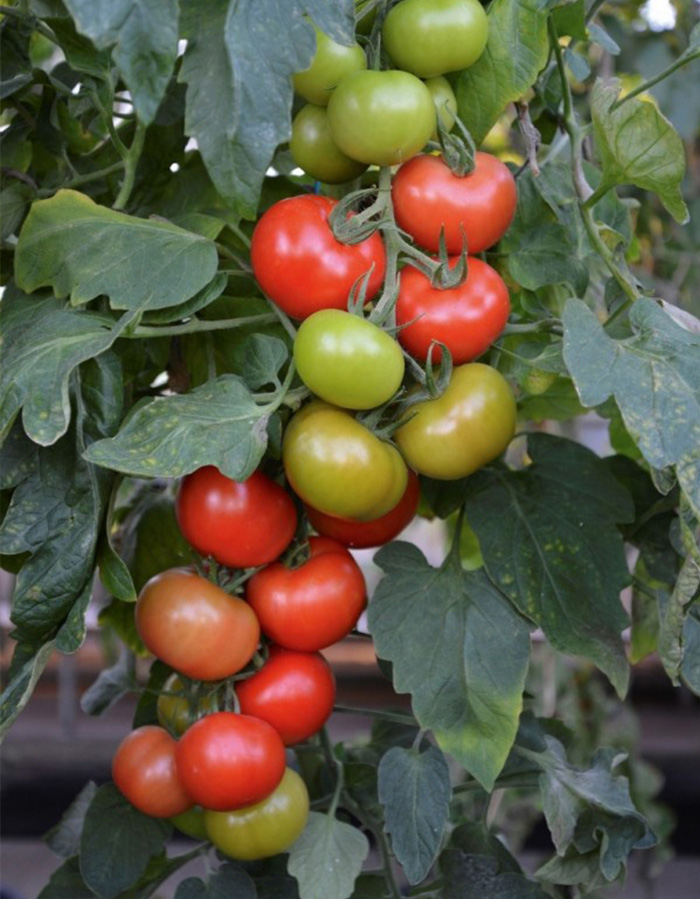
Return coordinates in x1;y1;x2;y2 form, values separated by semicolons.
176;467;296;569
175;712;286;811
392;153;517;254
136;569;260;681
396;258;510;363
112;726;192;818
237;646;336;745
304;470;420;548
250;194;386;320
246;536;366;651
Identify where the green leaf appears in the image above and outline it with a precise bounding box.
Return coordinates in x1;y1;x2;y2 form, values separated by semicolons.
1;182;31;240
518;378;587;422
0;15;33;99
508;222;589;295
441;851;549;898
37;856;96;899
46;15;113;78
368;543;531;789
45;782;99;858
79;784;171;899
130;495;194;592
658;554;700;686
242;334;289;390
179;0;354;218
132;660;173;728
0;639;55;738
97;530;137;602
174;863;256;899
563;298;700;519
378;745;451;884
84;375;269;481
590;79;688;224
681;604;700;695
81;650;135;716
287;811;369;899
140;272;228;325
15;190;219;312
455;0;549;146
62;0;179;124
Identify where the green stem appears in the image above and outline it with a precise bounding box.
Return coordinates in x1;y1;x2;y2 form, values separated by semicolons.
582;182;612;210
113;121;147;211
585;0;607;22
264;294;298;340
129;313;277;339
320;727;344;817
37;162;125;197
501;320;563;336
341;792;402;899
333;704;417;726
612;48;700;109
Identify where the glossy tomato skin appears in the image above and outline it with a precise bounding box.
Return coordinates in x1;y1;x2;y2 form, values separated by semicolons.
157;674;218;736
292;27;366;106
205;768;309;861
393;153;517;254
237;646;336;744
396;257;510;364
305;470;420;549
294;309;405;409
176;712;286;811
426;76;457;139
176;467;296;568
112;726;193;818
395;363;516;479
247;536;366;651
251;195;386;320
290;105;368;184
327;70;436;167
136;569;260;682
383;0;488;78
283;402;408;520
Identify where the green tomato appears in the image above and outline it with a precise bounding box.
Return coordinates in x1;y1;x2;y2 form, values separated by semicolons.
382;0;489;78
395;363;516;479
205;768;309;861
294;310;404;409
425;75;457;140
283;402;408;520
171;805;208;841
156;674;218;735
293;27;367;106
290;105;368;184
327;69;436;166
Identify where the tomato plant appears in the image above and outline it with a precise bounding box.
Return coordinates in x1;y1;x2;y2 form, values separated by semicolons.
157;674;218;735
290;105;368;184
112;726;192;819
425;75;457;139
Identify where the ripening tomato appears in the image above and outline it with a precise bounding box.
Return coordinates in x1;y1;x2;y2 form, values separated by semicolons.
294;309;405;409
247;536;366;651
112;726;192;818
176;712;286;811
292;27;367;106
251;194;386;320
176;467;296;568
395;363;516;479
136;569;260;681
396;257;510;363
392;153;517;254
157;674;219;735
237;646;336;744
426;76;457;139
290;105;368;183
382;0;488;78
171;805;208;840
305;470;420;548
283;402;408;520
205;768;309;861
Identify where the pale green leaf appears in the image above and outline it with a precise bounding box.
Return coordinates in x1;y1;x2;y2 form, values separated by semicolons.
288;812;369;899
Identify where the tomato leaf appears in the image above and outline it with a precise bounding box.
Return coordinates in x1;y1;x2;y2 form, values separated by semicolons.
563;297;700;519
242;334;289;391
37;856;96;899
287;811;369;899
368;543;531;790
378;745;451;884
0;638;56;739
81;650;135;716
140;272;228;325
590;79;689;224
441;850;549;899
658;553;700;687
84;374;269;481
45;782;99;858
507;222;589;295
79;784;171;898
455;0;549;146
15;190;219;312
62;0;179;125
174;863;256;899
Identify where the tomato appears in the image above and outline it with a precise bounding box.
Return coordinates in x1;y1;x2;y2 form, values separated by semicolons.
293;27;366;106
294;310;404;409
205;768;309;860
396;257;510;364
251;195;386;320
176;712;286;811
237;646;336;744
290;105;368;184
157;674;218;735
382;0;488;78
171;805;208;840
283;402;408;520
247;536;366;651
136;569;260;681
327;70;436;166
425;76;457;139
392;153;517;254
305;469;420;548
395;363;516;479
112;726;192;818
176;467;296;568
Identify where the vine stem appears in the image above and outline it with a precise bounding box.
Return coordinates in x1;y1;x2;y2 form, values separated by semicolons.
333;703;417;726
341;791;402;899
37;162;126;198
113;121;147;211
128;313;278;339
611;47;700;109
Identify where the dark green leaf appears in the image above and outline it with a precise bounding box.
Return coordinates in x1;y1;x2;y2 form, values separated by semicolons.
15;190;219;312
551;0;586;40
37;856;96;899
98;598;146;656
1;183;31;240
0;15;32;99
518;377;587;422
46;15;113;77
130;495;194;591
140;272;228;325
508;222;588;294
242;334;289;390
681;604;700;695
45;781;98;858
174;863;256;899
369;543;531;789
287;812;369;899
0;639;55;738
81;650;135;716
97;530;137;602
378;745;451;884
132;659;173;728
441;850;549;899
587;22;620;55
658;555;700;686
349;874;387;899
79;784;171;899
